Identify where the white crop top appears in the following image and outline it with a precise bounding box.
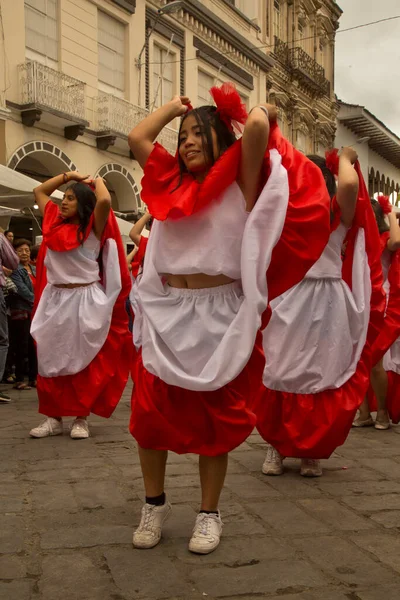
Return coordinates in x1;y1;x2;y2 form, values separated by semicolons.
305;222;347;280
44;230;101;285
154;182;248;279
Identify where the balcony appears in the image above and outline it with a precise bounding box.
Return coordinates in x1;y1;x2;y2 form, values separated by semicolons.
272;38;330;96
96;92;178;155
17;61;88;137
273;36;290;67
289;47;330;96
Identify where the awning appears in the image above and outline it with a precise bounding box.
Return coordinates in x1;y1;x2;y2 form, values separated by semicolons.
0;164;63;208
0;164;135;239
338;102;400;169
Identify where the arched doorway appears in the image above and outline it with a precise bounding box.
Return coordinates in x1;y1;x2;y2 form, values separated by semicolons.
7;142;77;241
95;163;140;213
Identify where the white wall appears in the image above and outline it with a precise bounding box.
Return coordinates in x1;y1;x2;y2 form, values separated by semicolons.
336;122;400;192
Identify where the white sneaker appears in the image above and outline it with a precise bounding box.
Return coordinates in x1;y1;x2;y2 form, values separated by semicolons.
262;443;284;475
29;417;63;438
188;511;223;555
300;458;322;477
70;418;90;439
133;502;172;549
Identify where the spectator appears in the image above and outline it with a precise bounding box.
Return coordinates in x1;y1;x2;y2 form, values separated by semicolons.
0;233;19;401
9;239;37;390
4;230;14;245
30;245;40;265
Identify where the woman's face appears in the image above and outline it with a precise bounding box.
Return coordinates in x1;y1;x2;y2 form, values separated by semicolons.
178;114;219;176
16;244;30;266
60;188;78;219
6;231;14;243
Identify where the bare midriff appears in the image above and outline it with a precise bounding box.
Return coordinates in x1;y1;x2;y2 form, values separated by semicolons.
54;282;96;289
165;273;235;289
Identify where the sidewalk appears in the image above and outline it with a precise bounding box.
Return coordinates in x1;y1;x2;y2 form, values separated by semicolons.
1;384;400;600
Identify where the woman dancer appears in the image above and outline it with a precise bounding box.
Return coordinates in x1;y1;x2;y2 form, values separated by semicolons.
29;172;131;439
128;83;331;554
354;196;400;429
255;148;385;477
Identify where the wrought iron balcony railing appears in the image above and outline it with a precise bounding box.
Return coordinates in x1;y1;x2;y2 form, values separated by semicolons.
289;47;330;95
273;36;290;66
96;92;178;155
18;60;86;121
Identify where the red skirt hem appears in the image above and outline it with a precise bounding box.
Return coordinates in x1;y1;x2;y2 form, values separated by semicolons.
38;303;132;418
129;334;265;456
254;360;370;459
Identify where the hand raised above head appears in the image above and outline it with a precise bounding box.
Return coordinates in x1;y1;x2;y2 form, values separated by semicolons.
340;147;358;165
170;95;192;117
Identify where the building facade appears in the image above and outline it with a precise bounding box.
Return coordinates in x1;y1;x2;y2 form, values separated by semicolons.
0;0;342;235
336;101;400;202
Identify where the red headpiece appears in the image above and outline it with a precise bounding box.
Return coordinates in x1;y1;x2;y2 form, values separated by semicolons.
377;194;392;215
325;148;339;176
209;82;248;132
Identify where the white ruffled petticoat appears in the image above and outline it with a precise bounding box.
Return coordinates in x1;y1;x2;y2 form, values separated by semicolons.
31;239;122;377
262;224;371;393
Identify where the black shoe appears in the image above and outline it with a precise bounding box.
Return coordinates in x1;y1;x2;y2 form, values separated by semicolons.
0;391;11;403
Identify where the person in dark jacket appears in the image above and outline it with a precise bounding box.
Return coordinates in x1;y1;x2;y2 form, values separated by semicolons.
10;239;37;389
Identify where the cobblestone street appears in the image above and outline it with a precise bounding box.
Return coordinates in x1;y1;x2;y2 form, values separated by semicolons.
2;384;400;600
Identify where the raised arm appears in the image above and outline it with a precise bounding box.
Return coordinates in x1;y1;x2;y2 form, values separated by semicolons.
33;171;89;216
238;104;277;212
129;211;152;245
128;96;191;170
387;209;400;252
336;147;359;228
92;178;112;240
126;245;138;269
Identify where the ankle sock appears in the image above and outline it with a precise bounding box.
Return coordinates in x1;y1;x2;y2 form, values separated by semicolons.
199;510;219;515
146;492;166;506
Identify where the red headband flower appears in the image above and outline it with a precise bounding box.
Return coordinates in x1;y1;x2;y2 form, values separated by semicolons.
325;148;339;176
377;194;392;215
209;82;248;132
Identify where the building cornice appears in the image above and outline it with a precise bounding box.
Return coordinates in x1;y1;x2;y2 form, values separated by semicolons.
174;0;275;74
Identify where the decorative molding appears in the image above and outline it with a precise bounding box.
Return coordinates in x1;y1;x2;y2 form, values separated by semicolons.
193;37;253;90
7;141;77;171
96;136;116;151
64;124;85;141
21;109;42;128
174;0;274;74
95;162;141;209
110;0;136;14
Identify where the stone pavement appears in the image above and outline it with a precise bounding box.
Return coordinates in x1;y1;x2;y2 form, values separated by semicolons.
2;384;400;600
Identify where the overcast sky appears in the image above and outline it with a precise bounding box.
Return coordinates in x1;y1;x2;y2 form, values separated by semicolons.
335;0;400;136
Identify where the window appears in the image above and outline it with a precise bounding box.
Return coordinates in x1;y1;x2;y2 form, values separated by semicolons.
25;0;58;64
197;70;214;106
153;45;174;109
98;11;125;94
273;0;282;39
235;0;258;21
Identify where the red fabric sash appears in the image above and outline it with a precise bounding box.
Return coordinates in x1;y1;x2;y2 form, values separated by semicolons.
371;244;400;365
33;202;131;315
341;163;385;348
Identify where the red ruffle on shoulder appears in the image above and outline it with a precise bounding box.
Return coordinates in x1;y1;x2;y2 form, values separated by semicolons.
34;201;132;418
263;123;331;303
141;142;241;220
255;161;385;458
371;247;400;366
